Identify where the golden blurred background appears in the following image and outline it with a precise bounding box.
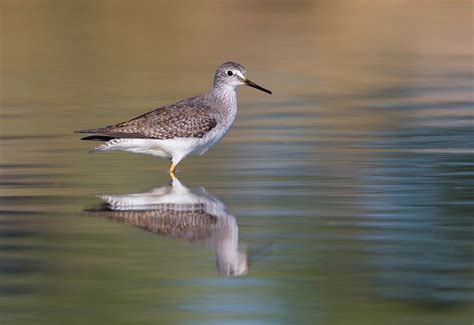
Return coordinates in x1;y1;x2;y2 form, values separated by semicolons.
0;1;472;324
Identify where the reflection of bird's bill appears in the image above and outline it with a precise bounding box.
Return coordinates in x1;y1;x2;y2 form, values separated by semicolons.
244;79;272;94
86;176;248;277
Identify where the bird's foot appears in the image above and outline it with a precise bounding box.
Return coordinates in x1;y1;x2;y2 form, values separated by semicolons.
168;163;177;180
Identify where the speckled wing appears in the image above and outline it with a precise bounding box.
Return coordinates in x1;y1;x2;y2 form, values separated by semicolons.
76;96;217;139
89;206;219;243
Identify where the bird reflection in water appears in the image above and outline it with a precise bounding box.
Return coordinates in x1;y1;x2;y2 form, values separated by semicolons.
87;177;248;277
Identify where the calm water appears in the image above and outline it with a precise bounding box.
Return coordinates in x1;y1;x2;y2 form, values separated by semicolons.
1;1;473;324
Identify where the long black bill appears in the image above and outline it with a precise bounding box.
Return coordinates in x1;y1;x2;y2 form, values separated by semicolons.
244;79;272;94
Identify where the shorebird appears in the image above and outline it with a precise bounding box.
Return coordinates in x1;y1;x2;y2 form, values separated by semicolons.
88;177;248;276
76;62;271;176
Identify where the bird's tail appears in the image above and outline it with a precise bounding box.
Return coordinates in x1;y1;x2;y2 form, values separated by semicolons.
74;127;110;134
78;135;116;153
81;135;115;142
89;142;112;153
75;128;120;153
89;138;125;153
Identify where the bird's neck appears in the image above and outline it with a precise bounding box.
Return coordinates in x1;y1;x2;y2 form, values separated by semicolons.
210;85;237;112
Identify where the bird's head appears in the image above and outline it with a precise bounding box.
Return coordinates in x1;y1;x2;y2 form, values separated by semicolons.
213;61;272;94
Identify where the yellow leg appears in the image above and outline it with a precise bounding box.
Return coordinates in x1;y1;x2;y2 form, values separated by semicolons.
169;162;177;179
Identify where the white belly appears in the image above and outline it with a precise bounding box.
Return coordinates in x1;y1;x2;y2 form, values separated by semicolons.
192;125;229;156
99;138;198;157
94;117;235;164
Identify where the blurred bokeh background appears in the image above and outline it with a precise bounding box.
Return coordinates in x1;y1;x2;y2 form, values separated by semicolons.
1;0;473;324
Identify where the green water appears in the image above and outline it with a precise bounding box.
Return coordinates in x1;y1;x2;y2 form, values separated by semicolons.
1;1;473;324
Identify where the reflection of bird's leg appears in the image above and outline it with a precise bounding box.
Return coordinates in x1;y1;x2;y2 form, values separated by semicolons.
169;162;177;178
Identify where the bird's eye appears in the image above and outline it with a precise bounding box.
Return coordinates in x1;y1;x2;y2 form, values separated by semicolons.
227;70;233;76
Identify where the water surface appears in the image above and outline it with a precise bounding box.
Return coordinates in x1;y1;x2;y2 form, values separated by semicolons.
1;1;473;324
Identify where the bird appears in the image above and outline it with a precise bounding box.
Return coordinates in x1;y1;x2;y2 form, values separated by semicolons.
87;176;248;276
75;62;272;176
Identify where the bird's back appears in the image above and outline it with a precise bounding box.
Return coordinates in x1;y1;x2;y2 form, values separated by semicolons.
76;94;220;140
